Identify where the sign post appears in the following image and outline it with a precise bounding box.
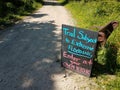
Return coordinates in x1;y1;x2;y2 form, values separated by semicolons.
61;24;98;77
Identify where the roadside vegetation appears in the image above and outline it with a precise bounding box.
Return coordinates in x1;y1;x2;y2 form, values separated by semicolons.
59;0;120;89
0;0;43;30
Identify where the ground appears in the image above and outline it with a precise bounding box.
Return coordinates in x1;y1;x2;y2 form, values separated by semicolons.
0;1;98;90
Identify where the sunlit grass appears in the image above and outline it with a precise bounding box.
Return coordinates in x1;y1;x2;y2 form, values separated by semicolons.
65;1;120;89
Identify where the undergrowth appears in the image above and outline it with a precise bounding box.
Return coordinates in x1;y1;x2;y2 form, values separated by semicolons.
64;0;120;89
0;0;43;30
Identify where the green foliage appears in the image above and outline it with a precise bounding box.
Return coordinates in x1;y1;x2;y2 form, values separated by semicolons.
65;0;120;89
0;0;43;29
65;1;120;28
106;77;120;90
95;43;118;74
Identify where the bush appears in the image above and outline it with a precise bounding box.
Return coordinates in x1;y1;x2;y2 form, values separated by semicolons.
0;0;43;29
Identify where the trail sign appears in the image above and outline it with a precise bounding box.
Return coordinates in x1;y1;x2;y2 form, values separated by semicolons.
61;24;98;77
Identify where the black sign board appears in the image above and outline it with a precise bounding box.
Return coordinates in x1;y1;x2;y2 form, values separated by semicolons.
61;24;98;77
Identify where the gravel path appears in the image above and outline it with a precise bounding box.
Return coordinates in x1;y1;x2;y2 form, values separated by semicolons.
0;1;95;90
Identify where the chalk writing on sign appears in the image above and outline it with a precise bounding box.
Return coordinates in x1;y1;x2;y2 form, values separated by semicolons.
61;24;98;77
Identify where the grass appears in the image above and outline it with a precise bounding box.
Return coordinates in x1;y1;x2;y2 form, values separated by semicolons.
62;0;120;89
65;1;120;29
0;1;42;30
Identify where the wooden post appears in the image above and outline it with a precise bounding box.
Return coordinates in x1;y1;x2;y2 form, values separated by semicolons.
97;21;119;47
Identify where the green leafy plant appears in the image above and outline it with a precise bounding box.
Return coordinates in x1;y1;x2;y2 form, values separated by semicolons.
0;0;43;30
65;1;120;89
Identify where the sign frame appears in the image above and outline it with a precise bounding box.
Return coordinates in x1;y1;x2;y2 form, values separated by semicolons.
61;24;98;77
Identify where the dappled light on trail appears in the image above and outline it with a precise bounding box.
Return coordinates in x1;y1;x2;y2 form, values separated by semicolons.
0;0;76;90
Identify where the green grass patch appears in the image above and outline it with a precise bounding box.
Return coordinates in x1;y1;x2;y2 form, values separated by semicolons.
65;1;120;29
65;1;120;89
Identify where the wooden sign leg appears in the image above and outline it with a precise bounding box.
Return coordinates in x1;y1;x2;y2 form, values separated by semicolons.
97;21;119;48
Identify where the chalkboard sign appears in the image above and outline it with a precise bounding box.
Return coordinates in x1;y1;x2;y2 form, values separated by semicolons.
61;24;98;77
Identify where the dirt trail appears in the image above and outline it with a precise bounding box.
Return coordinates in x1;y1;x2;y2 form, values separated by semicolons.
0;1;97;90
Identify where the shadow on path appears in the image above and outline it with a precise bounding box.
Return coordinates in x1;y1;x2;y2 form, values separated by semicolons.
0;11;63;90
